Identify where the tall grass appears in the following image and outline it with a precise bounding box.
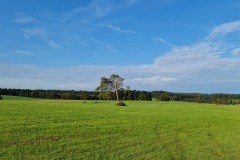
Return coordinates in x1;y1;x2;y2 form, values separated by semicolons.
1;96;240;159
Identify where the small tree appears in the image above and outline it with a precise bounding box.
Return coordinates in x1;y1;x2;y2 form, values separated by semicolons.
80;91;88;103
159;93;171;101
96;74;125;104
0;95;2;100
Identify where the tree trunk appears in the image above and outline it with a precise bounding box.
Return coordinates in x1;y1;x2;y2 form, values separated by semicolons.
114;82;119;103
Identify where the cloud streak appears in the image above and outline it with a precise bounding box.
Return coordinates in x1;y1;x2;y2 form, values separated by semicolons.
22;28;47;39
13;13;35;23
14;50;32;55
107;25;140;34
133;76;176;85
62;0;138;22
153;38;175;47
21;28;61;48
47;40;61;48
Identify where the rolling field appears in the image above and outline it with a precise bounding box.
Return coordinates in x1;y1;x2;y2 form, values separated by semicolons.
1;96;240;159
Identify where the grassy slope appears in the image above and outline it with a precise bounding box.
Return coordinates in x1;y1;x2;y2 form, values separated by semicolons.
1;96;240;159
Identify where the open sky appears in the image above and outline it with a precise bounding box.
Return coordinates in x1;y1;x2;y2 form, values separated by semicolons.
1;0;240;93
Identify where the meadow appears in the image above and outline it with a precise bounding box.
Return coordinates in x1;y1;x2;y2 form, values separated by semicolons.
1;96;240;159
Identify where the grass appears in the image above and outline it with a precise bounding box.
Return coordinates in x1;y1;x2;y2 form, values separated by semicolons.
1;96;240;159
1;95;43;101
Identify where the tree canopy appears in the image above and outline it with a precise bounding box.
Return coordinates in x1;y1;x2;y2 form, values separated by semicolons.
96;74;125;103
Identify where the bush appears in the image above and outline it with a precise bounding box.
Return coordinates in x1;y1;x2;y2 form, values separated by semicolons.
0;95;2;100
116;102;127;106
159;93;170;101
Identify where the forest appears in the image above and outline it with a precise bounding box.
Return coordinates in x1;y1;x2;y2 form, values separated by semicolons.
0;88;152;101
152;91;240;105
1;88;240;104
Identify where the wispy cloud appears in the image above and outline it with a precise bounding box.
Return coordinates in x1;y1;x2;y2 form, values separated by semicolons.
89;38;118;53
14;13;62;49
127;0;139;7
151;20;240;92
92;0;115;17
21;28;61;49
62;0;138;22
207;20;240;40
61;0;115;22
231;48;240;55
23;33;30;39
13;13;35;23
14;50;32;55
22;28;47;39
107;25;140;34
153;38;175;47
47;40;61;49
133;76;176;85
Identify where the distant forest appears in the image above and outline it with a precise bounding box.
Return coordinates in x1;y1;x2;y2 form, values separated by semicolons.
1;88;240;105
152;91;240;105
0;88;152;101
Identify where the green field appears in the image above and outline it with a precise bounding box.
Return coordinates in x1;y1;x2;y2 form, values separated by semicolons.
1;96;240;159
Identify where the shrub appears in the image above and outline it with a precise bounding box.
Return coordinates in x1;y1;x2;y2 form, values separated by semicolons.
159;93;171;101
116;102;127;106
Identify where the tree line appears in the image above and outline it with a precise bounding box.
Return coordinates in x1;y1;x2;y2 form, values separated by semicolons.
152;91;240;105
97;90;152;101
1;88;240;104
0;88;152;101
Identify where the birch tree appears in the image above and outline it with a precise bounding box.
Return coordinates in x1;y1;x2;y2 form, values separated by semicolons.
96;74;124;103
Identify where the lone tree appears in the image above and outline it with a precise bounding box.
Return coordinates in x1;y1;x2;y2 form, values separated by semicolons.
96;74;125;104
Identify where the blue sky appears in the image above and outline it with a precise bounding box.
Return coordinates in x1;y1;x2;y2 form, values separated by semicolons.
1;0;240;93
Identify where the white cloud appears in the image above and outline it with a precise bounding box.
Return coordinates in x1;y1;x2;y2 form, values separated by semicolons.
21;28;61;49
92;0;115;17
154;41;224;73
61;0;115;21
62;0;138;21
151;20;240;93
48;40;61;49
0;64;155;90
89;38;118;53
14;50;32;55
153;38;175;47
22;28;47;39
23;33;30;39
133;76;176;85
13;13;35;23
0;78;46;89
107;25;140;34
231;48;240;55
207;20;240;40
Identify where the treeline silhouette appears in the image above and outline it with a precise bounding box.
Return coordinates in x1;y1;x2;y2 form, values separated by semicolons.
152;91;240;105
1;88;240;104
0;88;152;101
